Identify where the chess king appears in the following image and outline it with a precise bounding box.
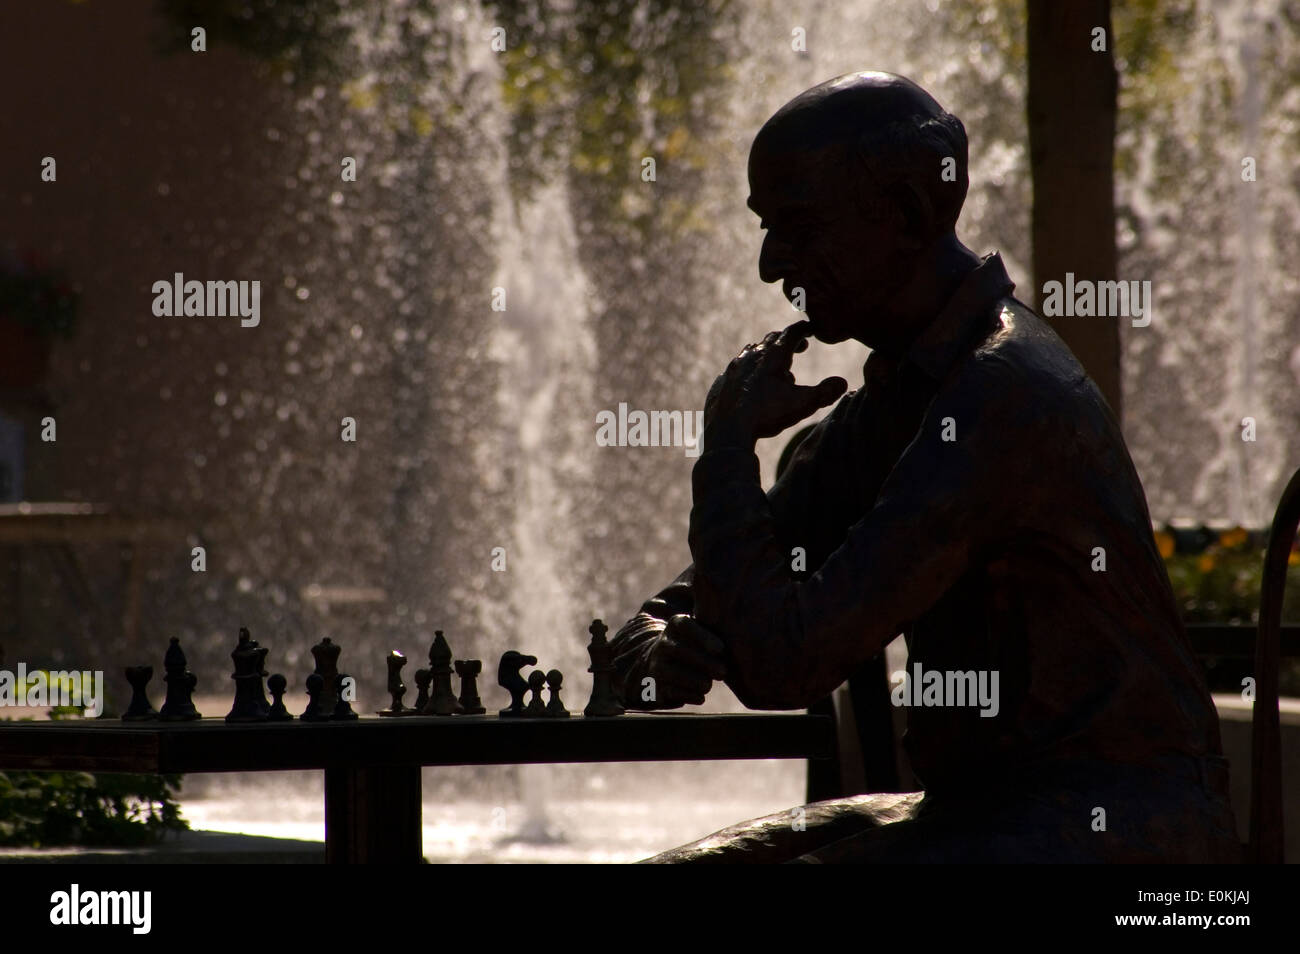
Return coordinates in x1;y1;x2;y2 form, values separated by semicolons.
608;72;1240;863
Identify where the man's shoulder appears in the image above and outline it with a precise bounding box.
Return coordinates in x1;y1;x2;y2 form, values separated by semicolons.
953;296;1095;408
918;295;1122;456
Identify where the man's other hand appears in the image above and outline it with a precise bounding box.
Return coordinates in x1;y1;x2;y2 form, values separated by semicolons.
626;614;728;709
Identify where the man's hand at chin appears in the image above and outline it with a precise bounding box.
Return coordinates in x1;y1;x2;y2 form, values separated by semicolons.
703;319;847;451
621;614;728;709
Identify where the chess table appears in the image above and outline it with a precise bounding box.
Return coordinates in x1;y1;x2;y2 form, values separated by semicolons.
0;712;834;862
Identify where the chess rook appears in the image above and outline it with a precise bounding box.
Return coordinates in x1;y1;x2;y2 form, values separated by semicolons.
122;666;158;721
454;659;486;715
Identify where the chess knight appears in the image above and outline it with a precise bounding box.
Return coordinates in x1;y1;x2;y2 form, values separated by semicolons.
608;72;1240;863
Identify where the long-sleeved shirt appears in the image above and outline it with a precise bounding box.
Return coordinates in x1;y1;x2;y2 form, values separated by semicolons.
611;252;1227;795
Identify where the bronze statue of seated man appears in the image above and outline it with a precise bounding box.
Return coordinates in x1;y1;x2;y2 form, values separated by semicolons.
608;71;1240;864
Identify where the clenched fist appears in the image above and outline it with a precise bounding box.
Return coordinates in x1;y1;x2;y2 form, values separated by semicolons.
623;614;728;709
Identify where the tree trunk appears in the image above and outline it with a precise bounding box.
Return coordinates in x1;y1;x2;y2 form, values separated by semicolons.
1026;0;1121;419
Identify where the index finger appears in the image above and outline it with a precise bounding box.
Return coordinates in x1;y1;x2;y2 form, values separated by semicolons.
775;319;813;354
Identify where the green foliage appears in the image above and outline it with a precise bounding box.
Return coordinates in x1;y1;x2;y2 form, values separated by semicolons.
485;0;738;232
0;769;187;848
0;692;188;848
152;0;352;79
1111;0;1205;181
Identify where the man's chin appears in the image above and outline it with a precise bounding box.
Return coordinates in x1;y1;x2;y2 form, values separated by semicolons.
808;319;850;344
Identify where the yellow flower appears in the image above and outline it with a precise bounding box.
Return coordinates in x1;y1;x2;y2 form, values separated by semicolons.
342;81;378;112
1219;527;1249;549
1155;530;1175;559
663;126;690;160
1198;553;1216;573
409;107;434;138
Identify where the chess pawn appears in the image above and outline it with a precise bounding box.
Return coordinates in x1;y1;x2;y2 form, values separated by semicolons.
412;669;431;713
333;673;359;720
159;637;201;721
266;673;293;721
122;666;158;721
523;670;547;717
251;643;273;717
310;637;342;717
583;618;624;717
544;669;570;718
454;659;486;715
422;630;460;716
301;672;328;722
497;651;537;717
378;651;409;717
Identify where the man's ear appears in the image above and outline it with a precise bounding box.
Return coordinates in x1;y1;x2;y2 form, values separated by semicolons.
883;179;934;252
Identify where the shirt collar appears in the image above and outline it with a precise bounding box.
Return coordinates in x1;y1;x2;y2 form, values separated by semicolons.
900;251;1016;383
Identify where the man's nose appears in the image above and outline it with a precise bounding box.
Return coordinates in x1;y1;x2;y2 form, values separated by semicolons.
758;232;796;284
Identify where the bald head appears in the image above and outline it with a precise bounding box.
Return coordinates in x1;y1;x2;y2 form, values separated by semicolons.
746;73;977;349
750;71;968;237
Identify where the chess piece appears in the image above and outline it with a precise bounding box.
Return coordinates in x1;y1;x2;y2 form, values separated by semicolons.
333;673;359;720
454;659;486;715
544;669;570;718
378;651;410;716
251;640;273;714
309;637;341;719
524;670;547;717
584;618;624;717
301;672;327;721
412;668;431;713
122;666;158;721
266;673;293;720
497;651;537;717
421;630;460;716
159;637;201;721
226;626;271;723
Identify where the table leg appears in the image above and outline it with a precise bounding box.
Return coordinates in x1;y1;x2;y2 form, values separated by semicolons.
324;764;423;863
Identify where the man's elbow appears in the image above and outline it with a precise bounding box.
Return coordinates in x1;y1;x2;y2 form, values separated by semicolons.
724;668;817;711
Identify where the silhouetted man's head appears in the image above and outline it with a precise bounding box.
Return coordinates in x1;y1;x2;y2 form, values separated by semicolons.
747;71;969;347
